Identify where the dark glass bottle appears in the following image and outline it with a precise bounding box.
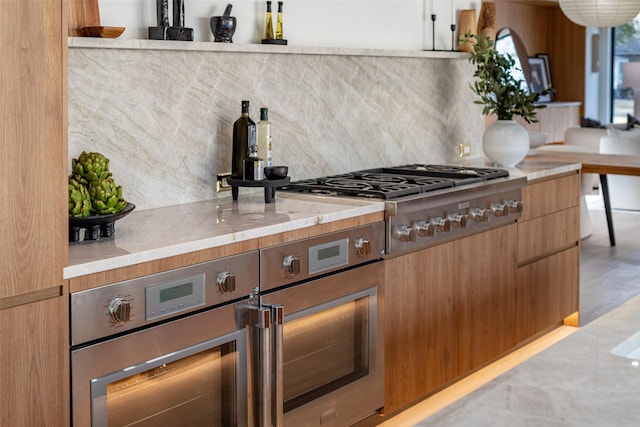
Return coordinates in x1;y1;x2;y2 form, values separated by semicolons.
232;100;256;178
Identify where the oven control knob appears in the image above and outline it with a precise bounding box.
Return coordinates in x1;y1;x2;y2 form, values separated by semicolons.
448;213;469;229
414;220;435;238
470;208;490;223
354;238;371;256
217;272;236;293
491;202;508;217
394;225;417;242
506;199;524;214
108;298;131;323
282;255;301;277
432;217;452;233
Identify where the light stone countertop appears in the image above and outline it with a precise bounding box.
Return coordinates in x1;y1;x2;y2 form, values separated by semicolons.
64;192;384;279
418;292;640;426
64;159;581;280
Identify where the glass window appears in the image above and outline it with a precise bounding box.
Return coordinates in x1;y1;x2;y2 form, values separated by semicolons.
613;13;640;124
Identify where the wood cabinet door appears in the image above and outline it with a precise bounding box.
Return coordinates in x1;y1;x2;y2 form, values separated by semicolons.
0;0;67;300
516;246;580;341
457;224;518;373
383;241;458;414
0;295;69;427
0;0;68;426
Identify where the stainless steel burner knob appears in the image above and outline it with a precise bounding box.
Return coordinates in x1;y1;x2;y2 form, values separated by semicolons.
448;213;469;228
506;199;524;213
108;298;131;323
217;272;236;293
414;220;436;238
282;255;301;276
394;225;417;242
432;217;452;233
491;202;508;216
470;208;490;222
355;238;371;256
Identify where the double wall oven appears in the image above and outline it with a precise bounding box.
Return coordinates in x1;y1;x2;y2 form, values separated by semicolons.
70;223;385;427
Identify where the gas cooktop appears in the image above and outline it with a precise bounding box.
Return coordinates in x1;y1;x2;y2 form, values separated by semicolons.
282;164;510;200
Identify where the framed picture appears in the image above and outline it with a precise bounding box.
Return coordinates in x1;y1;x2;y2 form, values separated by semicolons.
536;54;554;94
529;56;552;103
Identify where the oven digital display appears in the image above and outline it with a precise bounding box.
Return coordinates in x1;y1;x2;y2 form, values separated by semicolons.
159;282;193;303
145;274;206;321
318;245;340;261
308;239;349;275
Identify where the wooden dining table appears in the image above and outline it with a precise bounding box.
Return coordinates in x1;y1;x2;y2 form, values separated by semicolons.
526;150;640;246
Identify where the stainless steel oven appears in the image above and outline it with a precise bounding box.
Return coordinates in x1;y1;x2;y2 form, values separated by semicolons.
70;252;259;427
246;222;385;427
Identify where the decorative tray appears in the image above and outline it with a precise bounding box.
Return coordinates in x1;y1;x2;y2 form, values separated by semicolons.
226;177;290;203
69;203;135;242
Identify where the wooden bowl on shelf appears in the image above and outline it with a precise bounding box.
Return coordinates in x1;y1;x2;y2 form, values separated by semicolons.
80;26;126;38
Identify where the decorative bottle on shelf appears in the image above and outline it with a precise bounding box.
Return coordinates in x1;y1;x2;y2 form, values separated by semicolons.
244;144;264;181
256;108;272;167
264;1;274;40
232;100;256;178
275;1;284;40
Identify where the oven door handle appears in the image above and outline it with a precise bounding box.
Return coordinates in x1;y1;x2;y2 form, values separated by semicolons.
270;304;284;427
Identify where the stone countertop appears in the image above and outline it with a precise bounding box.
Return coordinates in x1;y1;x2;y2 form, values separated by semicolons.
64;158;580;280
456;156;582;181
64;192;384;279
419;293;640;426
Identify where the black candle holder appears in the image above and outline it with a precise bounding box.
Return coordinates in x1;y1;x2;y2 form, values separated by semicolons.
450;24;457;51
431;14;437;51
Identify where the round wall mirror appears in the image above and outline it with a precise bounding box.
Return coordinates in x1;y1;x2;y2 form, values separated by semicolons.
494;28;531;92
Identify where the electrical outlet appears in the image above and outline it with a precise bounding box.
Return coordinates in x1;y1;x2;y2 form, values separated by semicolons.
459;143;471;157
216;173;232;192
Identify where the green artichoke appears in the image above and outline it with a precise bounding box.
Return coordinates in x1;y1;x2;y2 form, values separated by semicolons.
88;174;127;214
68;175;92;217
72;151;110;183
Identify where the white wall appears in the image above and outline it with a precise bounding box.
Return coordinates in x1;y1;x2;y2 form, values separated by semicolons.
99;0;480;50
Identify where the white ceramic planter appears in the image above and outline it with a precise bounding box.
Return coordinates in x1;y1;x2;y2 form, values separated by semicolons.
482;120;529;167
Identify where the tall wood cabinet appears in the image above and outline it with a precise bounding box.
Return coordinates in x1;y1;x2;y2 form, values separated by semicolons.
0;1;68;426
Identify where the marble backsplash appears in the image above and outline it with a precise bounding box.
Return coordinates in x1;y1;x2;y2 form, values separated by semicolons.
68;41;484;211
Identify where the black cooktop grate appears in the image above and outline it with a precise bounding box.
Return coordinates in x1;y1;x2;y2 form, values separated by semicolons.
283;165;509;200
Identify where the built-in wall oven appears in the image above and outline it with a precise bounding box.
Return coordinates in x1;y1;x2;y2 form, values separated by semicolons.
70;251;259;427
249;221;386;427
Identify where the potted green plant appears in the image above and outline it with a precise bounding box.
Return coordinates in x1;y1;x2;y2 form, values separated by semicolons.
462;34;552;166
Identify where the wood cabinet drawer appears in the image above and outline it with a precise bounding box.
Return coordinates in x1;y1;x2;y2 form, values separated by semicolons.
517;206;579;263
515;246;579;341
520;172;580;221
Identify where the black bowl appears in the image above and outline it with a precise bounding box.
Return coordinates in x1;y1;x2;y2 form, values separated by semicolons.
264;166;288;180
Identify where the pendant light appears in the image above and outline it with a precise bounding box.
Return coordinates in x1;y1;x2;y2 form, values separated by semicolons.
558;0;640;27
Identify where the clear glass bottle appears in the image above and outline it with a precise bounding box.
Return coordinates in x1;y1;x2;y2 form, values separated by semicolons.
264;1;274;40
232;100;256;178
275;1;284;40
244;144;264;181
256;108;272;167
